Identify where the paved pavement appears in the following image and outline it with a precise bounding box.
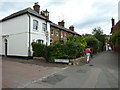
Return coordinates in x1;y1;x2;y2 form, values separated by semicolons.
24;51;118;88
2;57;68;88
2;51;119;88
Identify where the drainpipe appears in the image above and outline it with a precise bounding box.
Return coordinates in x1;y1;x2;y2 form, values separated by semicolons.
27;14;31;58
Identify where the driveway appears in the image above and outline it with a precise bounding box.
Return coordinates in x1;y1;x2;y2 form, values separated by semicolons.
2;57;68;88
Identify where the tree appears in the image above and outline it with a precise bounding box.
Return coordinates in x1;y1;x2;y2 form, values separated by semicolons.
92;27;105;51
84;35;102;53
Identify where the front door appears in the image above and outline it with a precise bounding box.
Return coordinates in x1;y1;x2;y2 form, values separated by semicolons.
5;39;7;56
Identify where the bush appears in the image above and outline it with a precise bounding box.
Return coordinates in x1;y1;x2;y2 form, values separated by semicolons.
31;36;87;63
32;43;46;57
111;30;120;44
85;35;102;53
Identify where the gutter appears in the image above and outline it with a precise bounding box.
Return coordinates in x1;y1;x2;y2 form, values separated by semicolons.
27;14;31;58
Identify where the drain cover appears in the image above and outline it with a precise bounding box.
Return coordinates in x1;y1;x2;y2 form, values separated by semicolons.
89;64;93;66
42;74;66;85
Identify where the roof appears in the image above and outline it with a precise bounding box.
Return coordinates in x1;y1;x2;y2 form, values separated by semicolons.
50;23;81;36
0;7;80;36
0;8;51;22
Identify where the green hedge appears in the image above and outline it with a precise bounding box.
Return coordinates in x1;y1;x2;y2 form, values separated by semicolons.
31;36;87;63
31;43;46;57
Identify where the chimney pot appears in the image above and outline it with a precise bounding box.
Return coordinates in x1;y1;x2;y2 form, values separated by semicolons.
111;18;115;27
69;25;74;31
58;20;65;27
33;2;40;14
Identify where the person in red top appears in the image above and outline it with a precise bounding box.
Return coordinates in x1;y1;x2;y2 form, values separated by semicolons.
84;47;92;64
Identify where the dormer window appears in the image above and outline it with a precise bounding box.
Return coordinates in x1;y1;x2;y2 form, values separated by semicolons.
33;20;38;30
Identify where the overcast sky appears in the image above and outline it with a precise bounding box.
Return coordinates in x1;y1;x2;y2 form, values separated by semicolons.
0;0;119;35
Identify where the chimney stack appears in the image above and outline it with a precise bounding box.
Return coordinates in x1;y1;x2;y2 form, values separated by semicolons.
111;18;115;27
42;9;49;20
69;25;74;31
33;2;40;14
58;20;65;27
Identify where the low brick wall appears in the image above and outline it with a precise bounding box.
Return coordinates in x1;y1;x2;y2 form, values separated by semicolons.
69;57;86;65
33;57;45;61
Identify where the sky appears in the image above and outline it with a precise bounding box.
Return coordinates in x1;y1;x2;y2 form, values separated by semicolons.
0;0;119;35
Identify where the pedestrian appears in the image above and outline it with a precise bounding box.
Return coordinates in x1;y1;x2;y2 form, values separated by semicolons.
84;47;92;64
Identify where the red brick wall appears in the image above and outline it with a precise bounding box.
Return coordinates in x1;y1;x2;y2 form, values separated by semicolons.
112;21;120;33
50;27;75;43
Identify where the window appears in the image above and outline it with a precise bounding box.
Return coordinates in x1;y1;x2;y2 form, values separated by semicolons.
50;39;53;45
33;20;38;30
56;29;59;37
51;28;54;36
36;39;44;44
61;31;63;38
64;33;66;38
42;23;46;32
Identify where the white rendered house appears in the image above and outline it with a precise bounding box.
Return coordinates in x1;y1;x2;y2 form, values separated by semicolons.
0;3;51;58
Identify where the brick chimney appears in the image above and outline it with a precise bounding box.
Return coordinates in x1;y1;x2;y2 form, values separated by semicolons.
69;25;74;31
41;9;49;20
111;18;115;27
33;2;40;14
58;20;65;27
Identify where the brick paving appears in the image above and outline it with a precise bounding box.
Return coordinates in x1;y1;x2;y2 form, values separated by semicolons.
2;57;68;88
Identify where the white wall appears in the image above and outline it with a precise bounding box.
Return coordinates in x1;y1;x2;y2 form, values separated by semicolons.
1;14;51;57
1;14;29;56
30;15;50;45
0;23;2;55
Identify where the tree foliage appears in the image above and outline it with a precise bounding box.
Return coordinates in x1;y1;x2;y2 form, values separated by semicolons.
111;30;120;44
92;27;105;51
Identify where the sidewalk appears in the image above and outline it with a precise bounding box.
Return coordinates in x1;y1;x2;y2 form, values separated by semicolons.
2;57;68;88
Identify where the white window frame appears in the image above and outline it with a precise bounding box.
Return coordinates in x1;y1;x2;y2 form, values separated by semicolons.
61;31;63;38
51;28;54;36
42;23;46;32
56;29;59;37
33;20;38;30
36;39;44;44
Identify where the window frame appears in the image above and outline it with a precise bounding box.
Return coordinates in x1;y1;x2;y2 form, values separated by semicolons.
36;39;44;44
42;23;46;32
51;28;54;36
33;20;38;30
56;29;59;37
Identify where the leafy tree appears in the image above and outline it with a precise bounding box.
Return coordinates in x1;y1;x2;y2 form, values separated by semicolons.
67;36;87;56
84;35;102;53
92;27;105;51
111;30;120;44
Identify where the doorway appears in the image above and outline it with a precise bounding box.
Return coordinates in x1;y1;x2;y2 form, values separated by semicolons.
4;39;7;56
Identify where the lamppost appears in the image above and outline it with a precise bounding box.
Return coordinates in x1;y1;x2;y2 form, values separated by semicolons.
44;9;49;62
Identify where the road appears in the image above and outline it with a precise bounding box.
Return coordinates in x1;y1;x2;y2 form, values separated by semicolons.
2;51;119;88
25;51;118;88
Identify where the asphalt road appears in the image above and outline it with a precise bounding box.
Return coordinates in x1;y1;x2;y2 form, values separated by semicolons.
26;51;118;88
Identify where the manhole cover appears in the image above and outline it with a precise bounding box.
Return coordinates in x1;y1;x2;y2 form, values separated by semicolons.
41;74;66;85
89;64;94;66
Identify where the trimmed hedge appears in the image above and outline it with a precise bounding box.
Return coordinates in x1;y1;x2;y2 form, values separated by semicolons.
31;36;87;63
31;43;46;57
